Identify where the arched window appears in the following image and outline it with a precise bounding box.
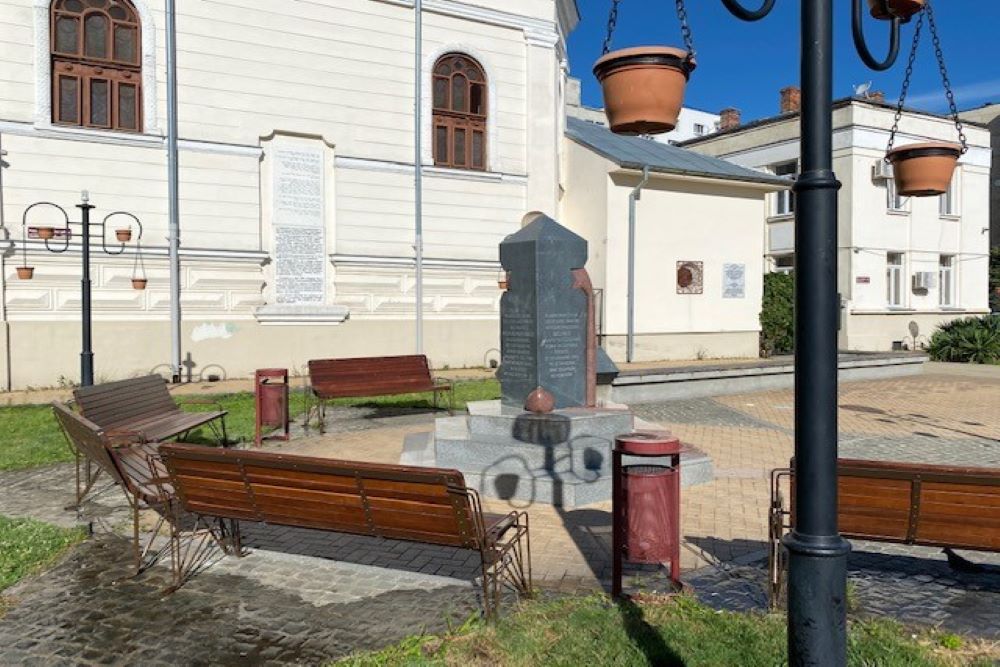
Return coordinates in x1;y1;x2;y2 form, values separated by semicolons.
432;54;487;171
51;0;142;132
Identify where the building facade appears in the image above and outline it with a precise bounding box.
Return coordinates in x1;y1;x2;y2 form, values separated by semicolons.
563;117;785;362
683;93;992;351
0;0;578;389
959;103;1000;248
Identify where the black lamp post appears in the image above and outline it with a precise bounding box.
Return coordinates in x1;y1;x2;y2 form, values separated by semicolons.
20;192;145;387
719;0;905;663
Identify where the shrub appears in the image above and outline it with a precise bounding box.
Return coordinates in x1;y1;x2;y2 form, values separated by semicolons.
928;315;1000;364
760;272;795;356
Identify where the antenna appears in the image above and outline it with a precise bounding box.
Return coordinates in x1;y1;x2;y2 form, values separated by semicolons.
854;81;873;98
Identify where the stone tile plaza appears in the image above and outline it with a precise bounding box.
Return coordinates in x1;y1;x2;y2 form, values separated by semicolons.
1;0;999;665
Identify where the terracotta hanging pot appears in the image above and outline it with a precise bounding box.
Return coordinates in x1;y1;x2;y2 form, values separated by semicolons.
116;228;132;242
16;266;34;280
594;46;695;136
36;227;56;240
886;142;961;197
131;278;148;290
867;0;925;21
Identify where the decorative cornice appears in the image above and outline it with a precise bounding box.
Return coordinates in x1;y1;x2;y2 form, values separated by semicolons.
332;254;501;271
334;155;528;183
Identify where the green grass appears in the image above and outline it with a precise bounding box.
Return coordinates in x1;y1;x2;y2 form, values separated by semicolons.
0;379;500;472
336;594;998;667
0;515;85;595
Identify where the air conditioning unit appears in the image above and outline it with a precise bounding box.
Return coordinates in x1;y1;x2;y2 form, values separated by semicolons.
872;159;894;181
912;272;936;290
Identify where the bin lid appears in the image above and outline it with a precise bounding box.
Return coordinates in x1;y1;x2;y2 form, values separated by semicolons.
616;431;682;456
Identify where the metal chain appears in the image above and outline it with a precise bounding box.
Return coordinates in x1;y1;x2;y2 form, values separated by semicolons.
675;0;697;61
886;9;923;157
925;2;968;153
602;0;621;55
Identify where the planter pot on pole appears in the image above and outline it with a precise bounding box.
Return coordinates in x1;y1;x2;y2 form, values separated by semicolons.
886;142;961;196
594;47;695;136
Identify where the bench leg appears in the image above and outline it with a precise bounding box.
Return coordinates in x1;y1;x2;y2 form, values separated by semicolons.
318;400;327;435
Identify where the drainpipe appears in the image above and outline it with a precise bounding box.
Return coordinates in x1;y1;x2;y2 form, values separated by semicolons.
166;0;182;383
413;0;424;354
0;136;10;391
626;166;650;363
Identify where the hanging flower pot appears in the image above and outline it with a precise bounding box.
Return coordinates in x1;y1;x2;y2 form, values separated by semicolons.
867;0;925;21
886;142;961;196
36;227;56;240
16;266;34;280
594;47;696;135
131;278;148;290
883;5;966;197
116;228;132;243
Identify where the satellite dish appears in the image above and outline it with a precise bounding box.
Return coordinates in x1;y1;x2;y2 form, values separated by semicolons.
854;81;873;98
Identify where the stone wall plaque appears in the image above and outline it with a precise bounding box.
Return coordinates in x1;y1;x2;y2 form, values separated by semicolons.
499;215;588;409
722;263;746;299
676;261;703;295
272;144;326;304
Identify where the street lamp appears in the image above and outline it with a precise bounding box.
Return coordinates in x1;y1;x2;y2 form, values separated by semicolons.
597;0;923;663
19;192;146;387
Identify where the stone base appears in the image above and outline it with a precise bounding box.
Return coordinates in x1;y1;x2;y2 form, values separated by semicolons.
405;400;713;508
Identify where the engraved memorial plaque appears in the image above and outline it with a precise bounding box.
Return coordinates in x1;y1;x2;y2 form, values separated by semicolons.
499;215;589;409
272;143;326;304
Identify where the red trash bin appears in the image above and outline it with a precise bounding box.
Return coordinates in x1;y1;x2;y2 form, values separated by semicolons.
255;368;290;447
612;432;683;597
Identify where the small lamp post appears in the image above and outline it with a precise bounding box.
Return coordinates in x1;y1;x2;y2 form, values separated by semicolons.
19;192;145;387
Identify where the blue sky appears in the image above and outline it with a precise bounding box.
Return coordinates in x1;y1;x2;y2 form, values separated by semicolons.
567;1;1000;123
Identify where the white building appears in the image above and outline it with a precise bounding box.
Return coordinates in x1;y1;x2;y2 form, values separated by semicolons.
563;117;786;361
0;0;578;389
683;91;992;351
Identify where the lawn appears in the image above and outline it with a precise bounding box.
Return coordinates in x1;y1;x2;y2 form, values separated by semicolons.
0;515;84;609
337;594;997;667
0;379;500;472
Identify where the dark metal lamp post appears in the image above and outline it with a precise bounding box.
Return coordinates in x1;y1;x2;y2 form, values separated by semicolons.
719;0;906;664
20;192;145;387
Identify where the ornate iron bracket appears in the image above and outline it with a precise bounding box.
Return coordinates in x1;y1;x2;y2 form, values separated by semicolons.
852;0;901;71
720;0;776;22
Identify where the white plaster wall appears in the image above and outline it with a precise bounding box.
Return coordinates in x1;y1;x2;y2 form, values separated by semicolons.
655;108;721;145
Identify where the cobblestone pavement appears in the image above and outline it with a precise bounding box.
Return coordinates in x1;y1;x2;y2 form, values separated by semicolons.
686;541;1000;641
1;365;998;663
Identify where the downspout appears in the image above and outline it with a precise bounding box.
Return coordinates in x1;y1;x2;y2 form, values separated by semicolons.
626;166;650;363
413;0;424;354
0;136;10;391
166;0;182;383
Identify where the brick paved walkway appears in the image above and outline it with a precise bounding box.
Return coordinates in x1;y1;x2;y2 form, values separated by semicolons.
1;364;997;663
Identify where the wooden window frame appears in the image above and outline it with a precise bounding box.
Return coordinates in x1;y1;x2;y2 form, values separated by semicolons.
50;0;142;133
432;54;487;171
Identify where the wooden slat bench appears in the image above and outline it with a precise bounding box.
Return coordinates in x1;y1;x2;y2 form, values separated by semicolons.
156;443;530;616
52;401;170;572
768;458;1000;605
306;355;453;433
74;375;228;445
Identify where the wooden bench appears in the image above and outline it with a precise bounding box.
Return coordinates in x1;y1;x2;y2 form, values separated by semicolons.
52;401;170;573
306;355;453;433
768;458;1000;605
157;443;530;616
74;375;228;445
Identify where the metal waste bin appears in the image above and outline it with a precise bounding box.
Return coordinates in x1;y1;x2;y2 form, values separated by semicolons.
255;368;290;447
612;431;683;597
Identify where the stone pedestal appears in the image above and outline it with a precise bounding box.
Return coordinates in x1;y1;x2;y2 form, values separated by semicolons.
410;401;713;508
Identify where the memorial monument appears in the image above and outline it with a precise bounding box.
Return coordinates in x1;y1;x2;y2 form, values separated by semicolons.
409;213;711;507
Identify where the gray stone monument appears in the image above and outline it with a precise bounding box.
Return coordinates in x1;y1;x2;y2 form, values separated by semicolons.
498;214;589;409
403;212;713;507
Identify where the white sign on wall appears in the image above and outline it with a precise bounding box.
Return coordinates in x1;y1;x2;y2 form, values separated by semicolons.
272;145;326;304
723;263;746;299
